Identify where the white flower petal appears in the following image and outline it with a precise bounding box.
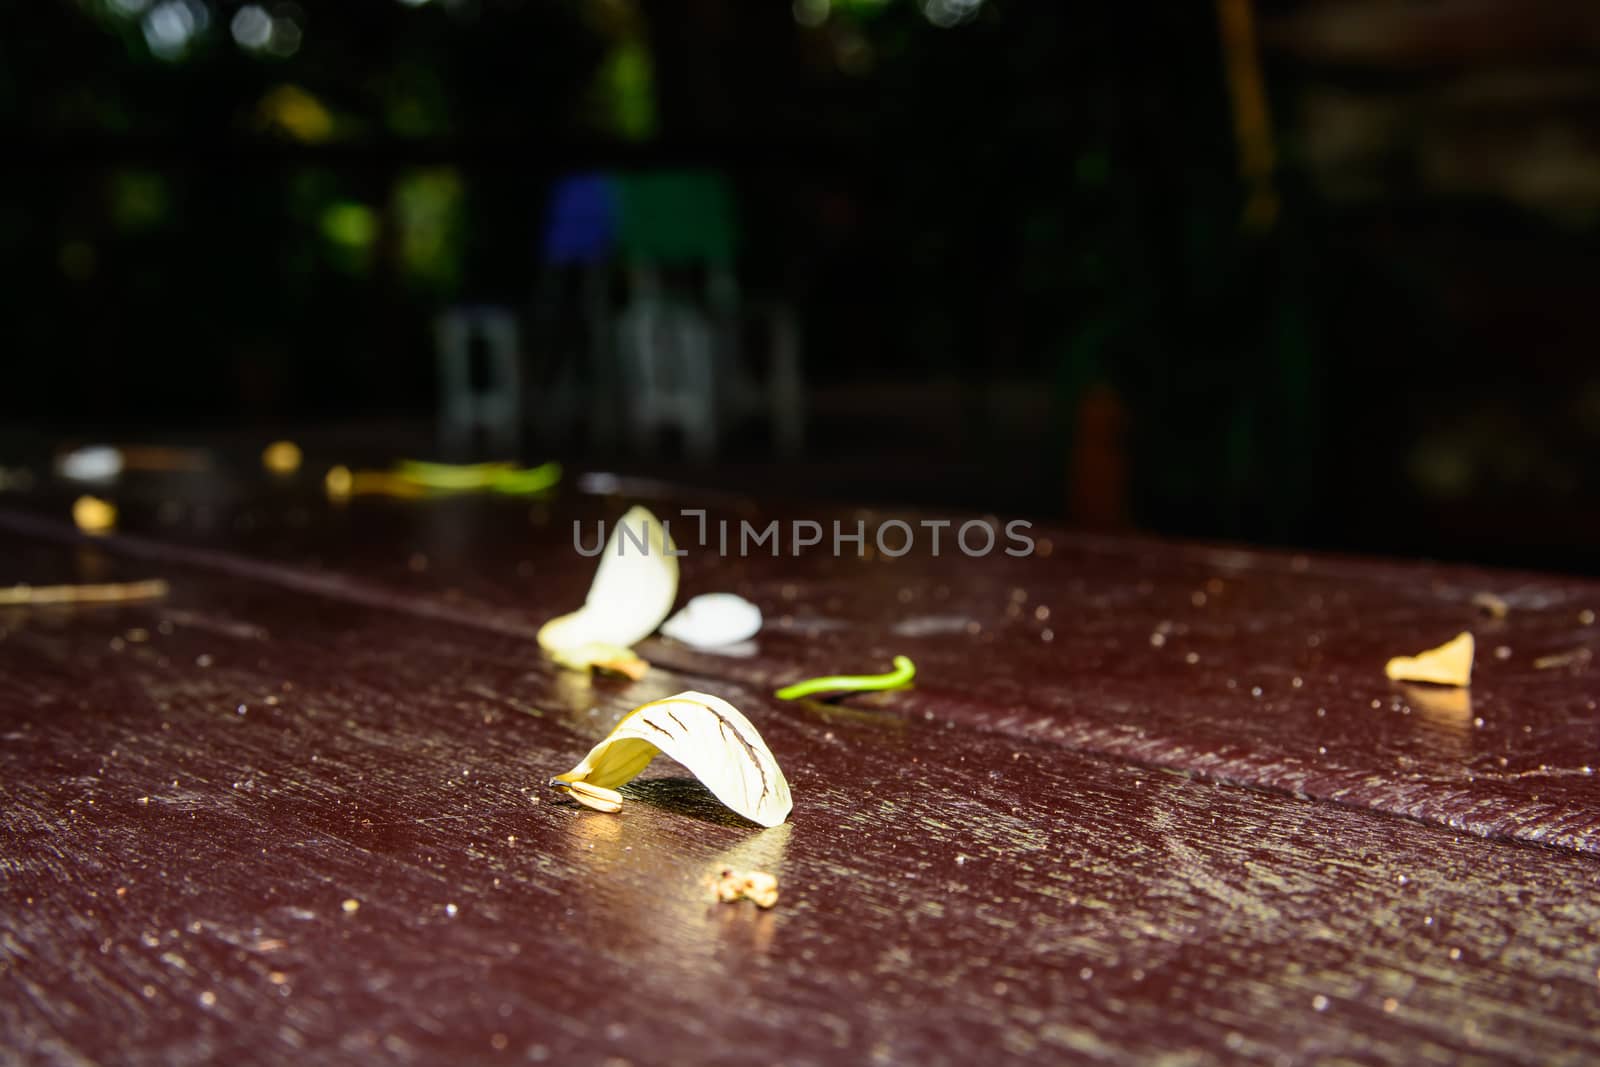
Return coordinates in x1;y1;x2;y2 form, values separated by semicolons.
661;593;763;649
537;505;678;670
552;691;792;827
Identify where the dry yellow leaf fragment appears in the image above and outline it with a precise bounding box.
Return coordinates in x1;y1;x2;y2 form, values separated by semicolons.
713;867;779;909
1385;631;1474;687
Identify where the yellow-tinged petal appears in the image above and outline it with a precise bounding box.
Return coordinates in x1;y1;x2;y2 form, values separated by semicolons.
1385;631;1474;687
547;641;649;679
551;779;624;813
537;505;678;671
552;691;792;827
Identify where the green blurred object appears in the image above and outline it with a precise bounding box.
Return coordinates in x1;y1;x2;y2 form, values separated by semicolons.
616;172;739;265
394;168;465;292
320;202;379;249
774;655;917;701
488;463;564;495
394;459;562;495
598;40;658;141
109;170;169;232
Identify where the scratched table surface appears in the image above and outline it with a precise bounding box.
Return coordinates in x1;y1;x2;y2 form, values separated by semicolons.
3;459;1599;1065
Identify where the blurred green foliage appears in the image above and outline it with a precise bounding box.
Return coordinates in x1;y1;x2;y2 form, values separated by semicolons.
16;0;1587;569
3;1;1320;530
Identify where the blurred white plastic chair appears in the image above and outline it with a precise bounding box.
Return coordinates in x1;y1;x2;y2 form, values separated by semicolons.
615;281;718;463
435;306;522;459
727;298;804;459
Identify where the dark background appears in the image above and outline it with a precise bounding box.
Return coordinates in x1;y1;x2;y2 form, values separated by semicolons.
6;0;1600;572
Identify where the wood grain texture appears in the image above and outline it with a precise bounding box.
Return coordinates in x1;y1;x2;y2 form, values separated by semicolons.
4;470;1597;856
2;536;1599;1065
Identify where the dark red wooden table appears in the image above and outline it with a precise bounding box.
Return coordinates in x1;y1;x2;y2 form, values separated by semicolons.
3;460;1598;1065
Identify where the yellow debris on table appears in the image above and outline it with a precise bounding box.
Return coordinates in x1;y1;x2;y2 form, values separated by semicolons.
72;495;117;535
325;465;353;499
1385;631;1474;688
262;440;303;475
1470;592;1508;619
713;867;779;909
324;465;426;501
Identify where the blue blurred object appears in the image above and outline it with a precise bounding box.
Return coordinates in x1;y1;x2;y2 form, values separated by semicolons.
541;173;620;265
527;169;802;459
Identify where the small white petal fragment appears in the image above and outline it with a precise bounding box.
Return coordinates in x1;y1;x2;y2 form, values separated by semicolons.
58;445;124;483
1385;632;1474;687
537;506;678;673
661;593;763;649
551;691;792;827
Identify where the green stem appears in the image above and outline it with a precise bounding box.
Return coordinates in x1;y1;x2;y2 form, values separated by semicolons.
489;462;562;495
774;655;916;701
394;459;562;494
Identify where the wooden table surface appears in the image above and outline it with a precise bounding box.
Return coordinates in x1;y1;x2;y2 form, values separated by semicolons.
3;461;1599;1065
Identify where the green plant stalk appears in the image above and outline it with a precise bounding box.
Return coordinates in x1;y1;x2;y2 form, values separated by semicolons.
395;459;510;489
489;462;562;494
394;459;561;494
774;655;916;700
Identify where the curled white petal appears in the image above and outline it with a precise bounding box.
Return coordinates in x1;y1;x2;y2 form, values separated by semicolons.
538;505;678;669
661;593;763;649
553;691;792;827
